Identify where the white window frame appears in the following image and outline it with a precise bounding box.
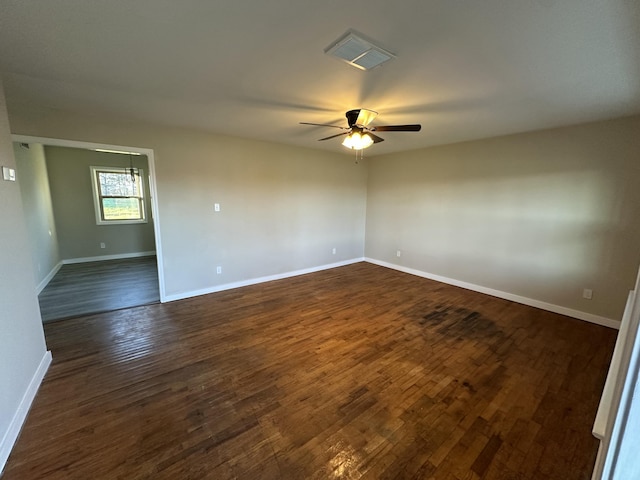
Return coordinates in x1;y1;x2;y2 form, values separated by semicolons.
90;166;147;225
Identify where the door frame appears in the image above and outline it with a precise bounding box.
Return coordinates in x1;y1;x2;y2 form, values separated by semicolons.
11;134;167;302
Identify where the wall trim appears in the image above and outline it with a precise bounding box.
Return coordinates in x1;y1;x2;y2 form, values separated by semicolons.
35;261;63;295
62;251;156;265
365;258;620;330
0;350;52;473
164;258;365;302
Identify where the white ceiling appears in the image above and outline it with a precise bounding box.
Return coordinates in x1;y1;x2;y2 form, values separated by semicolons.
0;0;639;156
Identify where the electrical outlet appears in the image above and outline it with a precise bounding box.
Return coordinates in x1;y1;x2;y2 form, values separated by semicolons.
100;242;106;249
332;248;336;255
396;250;401;257
583;288;593;300
216;266;222;274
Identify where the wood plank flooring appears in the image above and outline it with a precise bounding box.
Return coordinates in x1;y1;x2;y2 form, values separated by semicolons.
4;262;617;479
38;256;160;322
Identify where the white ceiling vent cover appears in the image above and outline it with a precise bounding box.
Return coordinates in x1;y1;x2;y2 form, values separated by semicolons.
325;30;395;71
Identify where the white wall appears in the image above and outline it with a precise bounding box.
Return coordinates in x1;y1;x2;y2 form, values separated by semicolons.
8;106;368;299
12;142;61;287
0;81;50;470
366;116;640;322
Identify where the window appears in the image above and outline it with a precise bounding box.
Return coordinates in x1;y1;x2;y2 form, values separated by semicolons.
90;166;146;224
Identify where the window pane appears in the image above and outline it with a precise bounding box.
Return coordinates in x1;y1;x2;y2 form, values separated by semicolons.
98;171;139;196
102;198;142;220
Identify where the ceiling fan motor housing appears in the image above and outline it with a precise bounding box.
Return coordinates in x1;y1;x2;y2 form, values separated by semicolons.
346;109;361;127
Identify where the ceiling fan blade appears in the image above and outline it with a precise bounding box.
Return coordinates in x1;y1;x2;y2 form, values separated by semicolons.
367;132;385;143
356;109;378;127
318;131;350;141
371;124;422;132
300;122;347;129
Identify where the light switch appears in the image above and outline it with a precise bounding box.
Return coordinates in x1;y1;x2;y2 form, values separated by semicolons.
2;166;16;182
214;203;220;212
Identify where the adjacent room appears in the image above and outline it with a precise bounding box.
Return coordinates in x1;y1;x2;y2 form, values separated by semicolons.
12;143;160;321
1;1;639;479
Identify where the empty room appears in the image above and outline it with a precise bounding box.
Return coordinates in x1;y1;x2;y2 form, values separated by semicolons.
1;2;640;479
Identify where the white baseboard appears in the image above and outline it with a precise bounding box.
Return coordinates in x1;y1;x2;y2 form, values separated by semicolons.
63;251;156;265
35;261;63;295
365;258;620;330
0;350;52;473
164;258;365;302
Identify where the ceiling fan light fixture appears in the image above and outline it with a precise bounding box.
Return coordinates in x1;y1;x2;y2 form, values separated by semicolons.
342;131;373;150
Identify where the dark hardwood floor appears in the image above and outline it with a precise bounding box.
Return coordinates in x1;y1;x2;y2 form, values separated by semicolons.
4;263;617;479
38;256;160;322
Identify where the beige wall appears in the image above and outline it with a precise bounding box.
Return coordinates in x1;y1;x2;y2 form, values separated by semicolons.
8;106;368;299
44;146;155;260
12;143;60;286
8;105;639;321
366;115;640;320
0;81;48;466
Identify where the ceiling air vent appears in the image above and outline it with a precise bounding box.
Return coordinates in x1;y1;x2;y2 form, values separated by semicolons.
325;30;395;71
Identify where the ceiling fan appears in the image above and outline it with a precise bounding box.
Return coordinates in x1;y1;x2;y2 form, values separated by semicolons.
300;109;421;150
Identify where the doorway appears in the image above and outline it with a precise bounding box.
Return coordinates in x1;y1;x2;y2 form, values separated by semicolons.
11;135;166;322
